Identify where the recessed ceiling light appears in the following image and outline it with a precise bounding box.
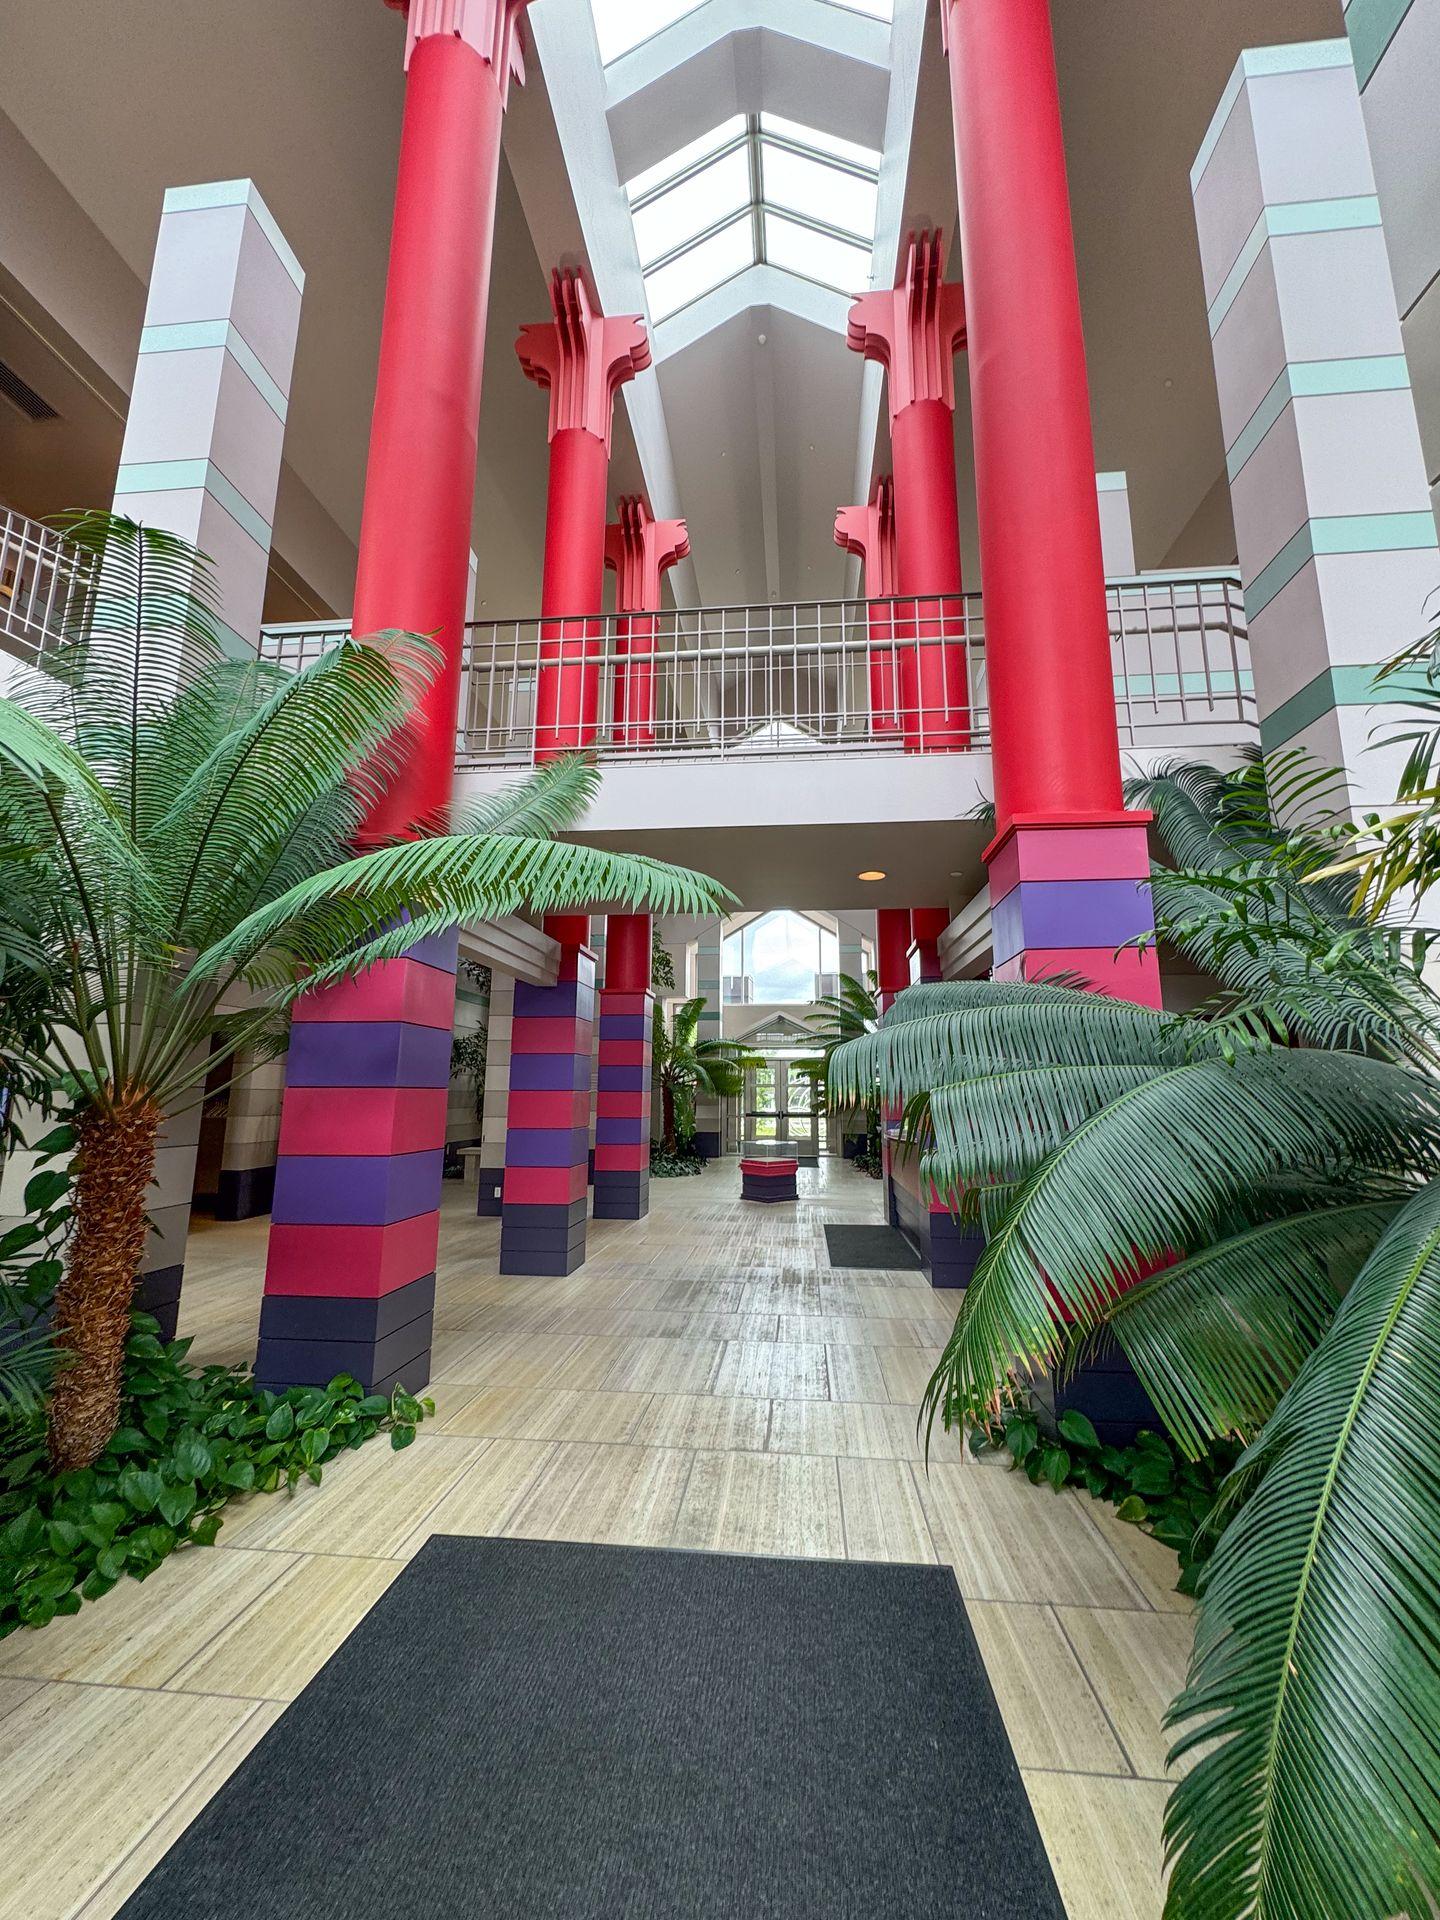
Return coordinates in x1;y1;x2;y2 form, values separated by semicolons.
857;870;886;882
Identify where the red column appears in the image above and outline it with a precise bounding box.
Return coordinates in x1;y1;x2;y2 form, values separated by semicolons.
257;0;530;1398
943;0;1159;1005
874;908;912;1014
594;913;654;1220
604;497;689;749
518;271;649;758
358;0;530;838
908;906;948;985
835;476;900;736
848;233;969;753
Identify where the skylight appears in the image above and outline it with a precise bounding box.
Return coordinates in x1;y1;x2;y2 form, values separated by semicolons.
590;0;708;65
625;115;883;323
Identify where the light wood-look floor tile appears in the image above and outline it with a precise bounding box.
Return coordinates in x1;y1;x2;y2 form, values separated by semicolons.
675;1451;846;1559
230;1435;484;1558
396;1436;557;1554
0;1682;259;1920
167;1554;402;1701
1023;1772;1171;1920
714;1340;830;1400
631;1391;772;1452
0;1675;45;1721
506;1443;694;1548
837;1458;936;1562
1084;1501;1193;1614
919;1465;1147;1609
968;1603;1129;1776
1056;1607;1195;1781
767;1398;958;1461
0;1544;294;1689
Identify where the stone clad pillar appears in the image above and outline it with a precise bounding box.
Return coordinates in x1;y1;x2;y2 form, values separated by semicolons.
259;0;531;1392
848;233;969;752
499;916;595;1276
942;0;1160;1006
594;915;654;1221
604;497;689;748
1191;38;1440;809
114;177;304;1334
835;476;901;735
518;271;650;757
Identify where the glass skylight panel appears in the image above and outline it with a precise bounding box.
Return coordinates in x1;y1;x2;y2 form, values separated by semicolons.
645;216;755;322
830;0;894;19
759;114;882;173
631;146;752;269
626;117;746;203
591;0;707;65
764;213;873;296
761;144;877;243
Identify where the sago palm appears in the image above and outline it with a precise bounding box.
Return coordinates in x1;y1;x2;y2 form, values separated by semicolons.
0;513;730;1471
651;995;760;1152
827;755;1440;1920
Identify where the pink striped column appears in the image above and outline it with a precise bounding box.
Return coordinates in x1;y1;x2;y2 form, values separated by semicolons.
499;916;595;1276
255;929;456;1395
988;817;1160;1004
593;913;652;1221
835;476;901;736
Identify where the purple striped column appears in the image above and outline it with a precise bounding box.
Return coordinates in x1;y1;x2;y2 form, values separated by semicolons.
499;916;594;1276
593;913;652;1221
256;928;457;1395
988;818;1162;1006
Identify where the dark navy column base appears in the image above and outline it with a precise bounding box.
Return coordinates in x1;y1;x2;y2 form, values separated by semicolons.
255;1273;435;1396
742;1173;798;1203
500;1197;589;1276
928;1213;985;1290
1035;1349;1164;1449
136;1264;183;1342
475;1165;506;1216
692;1131;721;1160
593;1171;649;1220
215;1163;276;1221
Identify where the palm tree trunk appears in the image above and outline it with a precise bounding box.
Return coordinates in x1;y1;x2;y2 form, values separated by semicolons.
662;1081;677;1155
48;1097;161;1472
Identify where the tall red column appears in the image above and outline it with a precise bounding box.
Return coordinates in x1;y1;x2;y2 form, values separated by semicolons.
256;0;531;1399
848;233;969;753
908;906;948;985
835;475;900;736
518;271;649;758
943;0;1159;1005
874;908;913;1014
603;496;689;749
594;913;654;1220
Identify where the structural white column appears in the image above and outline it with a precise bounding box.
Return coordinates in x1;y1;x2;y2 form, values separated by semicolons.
693;920;724;1156
1096;472;1137;575
114;178;304;1322
476;975;514;1216
1192;40;1440;809
218;1048;287;1220
114;179;304;658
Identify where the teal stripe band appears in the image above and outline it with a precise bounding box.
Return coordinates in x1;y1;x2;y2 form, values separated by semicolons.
215;616;257;662
160;179;305;291
1260;661;1432;749
1246;512;1439;618
1346;0;1415;86
1095;472;1128;493
137;320;289;421
1226;354;1412;479
1209;197;1382;335
1114;670;1254;698
114;458;273;551
1192;39;1354;189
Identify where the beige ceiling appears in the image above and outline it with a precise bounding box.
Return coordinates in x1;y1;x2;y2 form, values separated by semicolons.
0;0;1347;623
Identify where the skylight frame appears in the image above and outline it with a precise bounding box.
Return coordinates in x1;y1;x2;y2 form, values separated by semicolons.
590;0;711;67
627;114;883;323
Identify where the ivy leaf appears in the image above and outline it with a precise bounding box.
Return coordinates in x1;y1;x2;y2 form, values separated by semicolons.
158;1484;197;1528
264;1404;295;1442
46;1519;83;1557
22;1169;69;1212
171;1437;213;1481
1057;1409;1100;1451
95;1542;128;1582
81;1569;118;1602
391;1424;417;1452
1041;1446;1072;1492
190;1513;224;1547
119;1468;164;1513
2;1507;44;1556
1114;1495;1149;1524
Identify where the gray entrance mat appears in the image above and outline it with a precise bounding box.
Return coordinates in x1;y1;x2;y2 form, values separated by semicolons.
119;1535;1066;1919
825;1223;925;1270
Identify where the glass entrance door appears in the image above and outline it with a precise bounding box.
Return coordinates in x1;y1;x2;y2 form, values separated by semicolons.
742;1058;823;1156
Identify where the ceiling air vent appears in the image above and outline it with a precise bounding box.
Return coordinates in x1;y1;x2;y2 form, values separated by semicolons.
0;359;59;422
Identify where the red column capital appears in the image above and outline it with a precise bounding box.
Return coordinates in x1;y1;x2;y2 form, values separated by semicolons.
834;474;897;599
517;269;651;454
847;231;966;420
386;0;530;94
604;495;690;613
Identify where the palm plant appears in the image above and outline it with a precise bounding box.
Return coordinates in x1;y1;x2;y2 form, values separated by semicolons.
0;513;730;1471
827;755;1440;1920
651;996;760;1154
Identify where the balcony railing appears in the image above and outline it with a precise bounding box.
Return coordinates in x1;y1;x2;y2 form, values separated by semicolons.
258;570;1253;767
0;512;94;665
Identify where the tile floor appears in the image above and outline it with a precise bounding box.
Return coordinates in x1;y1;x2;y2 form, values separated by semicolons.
0;1159;1189;1919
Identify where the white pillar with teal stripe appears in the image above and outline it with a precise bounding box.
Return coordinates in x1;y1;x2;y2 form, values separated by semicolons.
114;180;304;657
1192;39;1439;808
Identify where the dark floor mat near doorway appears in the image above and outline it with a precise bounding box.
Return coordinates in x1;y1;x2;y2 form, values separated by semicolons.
825;1222;924;1270
119;1536;1067;1919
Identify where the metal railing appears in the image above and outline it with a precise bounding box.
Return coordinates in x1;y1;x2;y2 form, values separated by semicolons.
259;570;1254;767
0;512;94;664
